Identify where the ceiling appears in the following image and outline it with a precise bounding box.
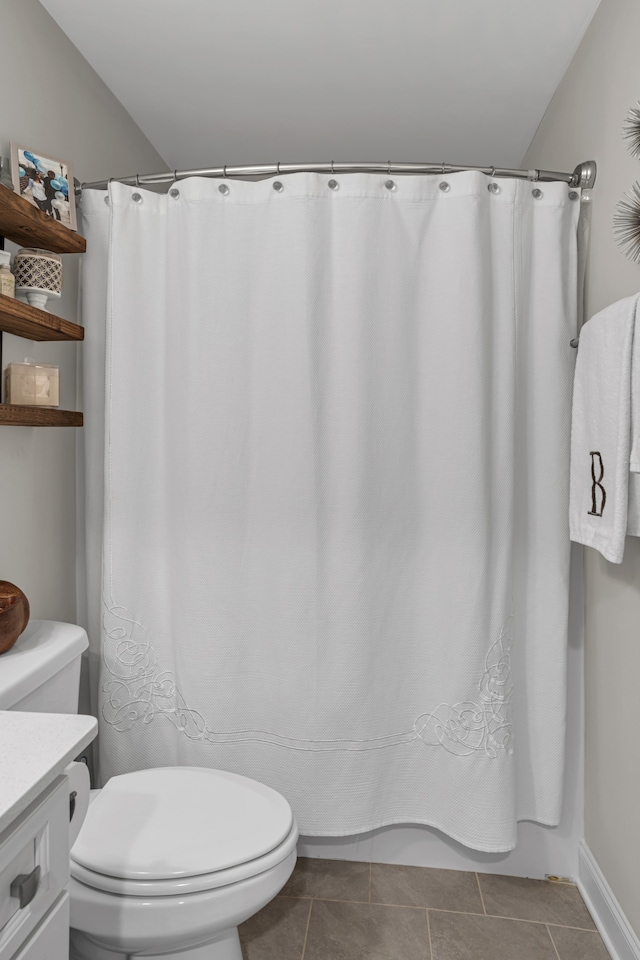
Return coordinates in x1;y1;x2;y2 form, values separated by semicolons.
39;0;600;175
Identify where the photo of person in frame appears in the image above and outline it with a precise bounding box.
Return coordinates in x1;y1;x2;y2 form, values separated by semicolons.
11;144;78;230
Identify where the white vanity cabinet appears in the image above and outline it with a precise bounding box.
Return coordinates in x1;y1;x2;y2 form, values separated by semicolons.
0;712;97;960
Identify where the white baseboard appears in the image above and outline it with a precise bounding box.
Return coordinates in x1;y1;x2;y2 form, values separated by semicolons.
577;841;640;960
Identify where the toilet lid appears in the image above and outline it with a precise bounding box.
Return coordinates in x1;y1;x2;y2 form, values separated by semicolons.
70;767;294;880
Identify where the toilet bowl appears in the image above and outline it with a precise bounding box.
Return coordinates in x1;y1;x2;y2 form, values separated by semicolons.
68;766;298;960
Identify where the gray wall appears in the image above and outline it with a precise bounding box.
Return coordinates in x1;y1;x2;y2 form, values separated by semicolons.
524;0;640;936
0;0;165;622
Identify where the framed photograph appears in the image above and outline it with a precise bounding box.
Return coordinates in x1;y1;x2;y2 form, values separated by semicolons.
10;142;77;231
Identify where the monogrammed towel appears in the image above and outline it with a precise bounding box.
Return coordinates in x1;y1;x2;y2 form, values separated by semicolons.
570;293;640;563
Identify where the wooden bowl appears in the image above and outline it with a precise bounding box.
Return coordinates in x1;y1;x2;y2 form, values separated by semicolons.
0;581;30;655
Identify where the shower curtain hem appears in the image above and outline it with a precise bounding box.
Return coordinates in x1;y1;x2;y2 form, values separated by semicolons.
297;815;555;854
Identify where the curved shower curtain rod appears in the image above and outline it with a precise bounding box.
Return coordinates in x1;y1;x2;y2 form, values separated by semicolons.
79;160;597;192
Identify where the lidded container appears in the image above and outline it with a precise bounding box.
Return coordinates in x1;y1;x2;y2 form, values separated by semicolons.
5;358;59;407
14;248;62;311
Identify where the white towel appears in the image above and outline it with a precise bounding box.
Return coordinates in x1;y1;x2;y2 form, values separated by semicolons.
570;293;640;562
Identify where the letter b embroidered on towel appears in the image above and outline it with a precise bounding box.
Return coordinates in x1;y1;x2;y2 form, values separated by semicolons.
588;452;606;517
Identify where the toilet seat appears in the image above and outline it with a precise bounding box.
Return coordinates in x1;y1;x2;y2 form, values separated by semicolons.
70;820;298;896
70;766;296;897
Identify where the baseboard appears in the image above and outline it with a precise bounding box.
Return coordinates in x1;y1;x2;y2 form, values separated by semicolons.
577;841;640;960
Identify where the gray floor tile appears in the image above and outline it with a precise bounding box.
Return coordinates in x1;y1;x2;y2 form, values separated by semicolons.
548;925;612;960
371;863;484;912
239;895;311;960
279;856;370;902
478;874;597;929
429;910;557;960
304;899;430;960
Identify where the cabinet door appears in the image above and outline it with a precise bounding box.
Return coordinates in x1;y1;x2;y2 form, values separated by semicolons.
0;778;69;960
11;893;69;960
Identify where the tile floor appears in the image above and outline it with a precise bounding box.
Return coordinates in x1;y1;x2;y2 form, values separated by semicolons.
239;857;611;960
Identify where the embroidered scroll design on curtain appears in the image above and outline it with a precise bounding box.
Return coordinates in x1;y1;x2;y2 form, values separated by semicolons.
101;604;513;757
413;622;514;758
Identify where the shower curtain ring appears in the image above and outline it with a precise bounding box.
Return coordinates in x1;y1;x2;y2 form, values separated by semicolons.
387;160;391;176
276;161;281;175
136;174;140;187
331;160;335;175
223;165;227;179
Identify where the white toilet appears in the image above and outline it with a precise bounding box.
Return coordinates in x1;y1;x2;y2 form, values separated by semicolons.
1;621;298;960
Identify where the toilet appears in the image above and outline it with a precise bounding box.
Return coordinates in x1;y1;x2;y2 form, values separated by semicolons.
1;621;298;960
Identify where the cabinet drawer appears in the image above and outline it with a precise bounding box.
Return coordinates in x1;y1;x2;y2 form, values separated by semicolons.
0;778;69;960
11;893;69;960
0;837;35;933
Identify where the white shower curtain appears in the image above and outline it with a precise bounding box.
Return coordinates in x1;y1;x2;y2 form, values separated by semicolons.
81;172;579;852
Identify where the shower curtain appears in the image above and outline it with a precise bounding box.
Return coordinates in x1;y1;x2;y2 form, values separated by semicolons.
81;172;579;852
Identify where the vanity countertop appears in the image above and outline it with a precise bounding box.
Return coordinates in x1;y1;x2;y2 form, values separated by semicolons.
0;711;97;836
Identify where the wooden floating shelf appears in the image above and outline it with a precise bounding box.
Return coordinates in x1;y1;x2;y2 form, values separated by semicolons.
0;188;86;427
0;186;86;254
0;405;83;427
0;294;84;341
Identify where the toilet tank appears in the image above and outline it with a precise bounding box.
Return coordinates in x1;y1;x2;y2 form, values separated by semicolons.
0;620;88;712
